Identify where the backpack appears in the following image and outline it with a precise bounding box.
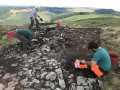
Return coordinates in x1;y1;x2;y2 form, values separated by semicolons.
108;52;119;65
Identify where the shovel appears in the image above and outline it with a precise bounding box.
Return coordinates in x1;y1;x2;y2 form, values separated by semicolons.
39;17;43;21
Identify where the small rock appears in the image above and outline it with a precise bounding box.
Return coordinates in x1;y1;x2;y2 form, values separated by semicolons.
44;81;50;87
46;72;56;81
97;80;103;88
3;73;10;79
77;76;86;85
10;74;17;79
87;78;96;85
33;64;41;70
50;82;55;89
76;86;84;90
58;79;66;89
23;68;28;71
8;81;18;87
55;88;62;90
4;87;15;90
24;88;35;90
24;70;32;75
24;82;33;88
25;63;30;67
11;63;18;66
28;59;33;63
32;79;40;83
18;71;24;76
22;54;27;58
0;83;4;90
41;72;47;79
20;78;28;85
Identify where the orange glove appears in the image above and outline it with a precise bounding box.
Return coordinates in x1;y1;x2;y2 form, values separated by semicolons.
79;64;88;69
74;60;88;69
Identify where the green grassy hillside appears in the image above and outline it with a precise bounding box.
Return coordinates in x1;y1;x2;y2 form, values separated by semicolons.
68;17;120;28
0;11;53;25
0;6;120;26
0;7;54;25
0;7;11;24
54;14;120;28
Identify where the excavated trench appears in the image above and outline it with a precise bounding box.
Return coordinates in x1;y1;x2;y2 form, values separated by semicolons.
33;27;102;90
0;27;103;90
44;27;101;74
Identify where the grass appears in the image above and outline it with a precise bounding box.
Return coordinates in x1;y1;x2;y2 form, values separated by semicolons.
39;11;56;22
99;27;120;90
55;14;120;23
102;68;120;90
63;17;120;28
0;10;52;25
0;26;19;51
100;28;120;53
4;12;30;25
0;38;18;50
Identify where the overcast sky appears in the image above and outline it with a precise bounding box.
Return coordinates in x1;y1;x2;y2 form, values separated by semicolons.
0;0;120;11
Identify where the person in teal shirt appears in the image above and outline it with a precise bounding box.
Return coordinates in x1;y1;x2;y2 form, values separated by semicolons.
78;41;111;78
14;29;33;51
69;41;111;78
92;47;111;72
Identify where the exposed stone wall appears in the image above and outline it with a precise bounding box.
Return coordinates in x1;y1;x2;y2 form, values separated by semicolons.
0;27;103;90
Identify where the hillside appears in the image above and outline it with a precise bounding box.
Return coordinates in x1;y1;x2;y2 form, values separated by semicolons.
0;6;120;90
0;6;55;25
0;6;119;26
65;15;120;28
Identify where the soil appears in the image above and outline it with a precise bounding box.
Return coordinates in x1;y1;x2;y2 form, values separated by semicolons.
0;27;102;89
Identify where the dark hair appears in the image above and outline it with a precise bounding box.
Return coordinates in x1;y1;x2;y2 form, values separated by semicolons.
88;41;99;49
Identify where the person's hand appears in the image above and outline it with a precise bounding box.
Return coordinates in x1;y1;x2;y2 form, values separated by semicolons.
80;60;86;64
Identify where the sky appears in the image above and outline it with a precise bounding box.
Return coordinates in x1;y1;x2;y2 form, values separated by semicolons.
0;0;120;11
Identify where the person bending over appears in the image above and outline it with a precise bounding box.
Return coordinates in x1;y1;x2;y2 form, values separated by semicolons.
14;29;33;51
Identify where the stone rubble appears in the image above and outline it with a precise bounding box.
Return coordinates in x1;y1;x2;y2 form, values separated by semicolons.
0;27;103;90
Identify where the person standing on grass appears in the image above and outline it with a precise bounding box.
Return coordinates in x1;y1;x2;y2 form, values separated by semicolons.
29;7;40;29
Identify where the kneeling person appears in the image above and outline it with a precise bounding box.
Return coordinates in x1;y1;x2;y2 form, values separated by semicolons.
73;41;111;78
